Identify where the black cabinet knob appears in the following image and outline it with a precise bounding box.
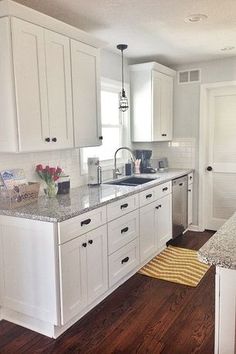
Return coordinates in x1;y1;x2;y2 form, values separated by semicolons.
162;134;167;137
82;243;87;247
207;166;213;171
156;206;159;209
88;240;93;245
52;137;57;142
45;137;50;142
99;136;103;140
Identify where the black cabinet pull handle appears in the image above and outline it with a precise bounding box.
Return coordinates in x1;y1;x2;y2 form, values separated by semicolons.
190;176;192;180
159;204;162;208
99;136;103;140
121;256;129;264
81;218;91;227
179;183;183;186
45;137;50;142
121;227;129;234
162;134;167;137
52;137;57;142
207;166;213;171
162;187;168;192
82;243;87;247
146;193;152;199
156;206;159;209
88;240;93;245
188;189;191;192
120;203;128;210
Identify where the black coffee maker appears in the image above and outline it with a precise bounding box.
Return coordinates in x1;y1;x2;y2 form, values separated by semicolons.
135;150;156;173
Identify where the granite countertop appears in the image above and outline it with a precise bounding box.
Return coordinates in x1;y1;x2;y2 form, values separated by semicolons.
198;212;236;270
0;169;193;223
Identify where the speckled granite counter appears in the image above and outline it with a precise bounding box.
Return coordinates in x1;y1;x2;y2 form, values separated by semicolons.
198;212;236;270
0;169;192;223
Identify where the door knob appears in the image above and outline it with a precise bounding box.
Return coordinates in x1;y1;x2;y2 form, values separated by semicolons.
206;166;213;171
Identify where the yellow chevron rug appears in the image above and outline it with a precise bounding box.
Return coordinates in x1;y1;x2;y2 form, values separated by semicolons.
139;246;210;287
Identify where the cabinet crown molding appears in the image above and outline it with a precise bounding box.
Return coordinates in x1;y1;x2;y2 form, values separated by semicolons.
129;61;176;77
0;0;106;48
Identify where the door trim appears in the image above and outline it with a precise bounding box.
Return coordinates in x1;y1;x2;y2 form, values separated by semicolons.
198;80;236;231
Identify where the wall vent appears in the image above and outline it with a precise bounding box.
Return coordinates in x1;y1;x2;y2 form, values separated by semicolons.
178;69;201;84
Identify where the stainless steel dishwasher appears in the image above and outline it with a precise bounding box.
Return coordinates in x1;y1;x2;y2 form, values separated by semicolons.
172;175;188;239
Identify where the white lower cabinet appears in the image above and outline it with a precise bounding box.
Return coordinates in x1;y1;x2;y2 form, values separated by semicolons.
140;193;172;263
140;201;157;262
59;225;108;325
188;183;193;225
215;267;236;354
156;194;172;251
108;239;139;287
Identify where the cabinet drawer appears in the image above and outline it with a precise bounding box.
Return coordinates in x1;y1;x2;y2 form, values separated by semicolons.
154;181;171;199
107;194;139;222
108;239;139;287
58;206;107;244
188;172;193;185
108;210;139;255
139;187;157;207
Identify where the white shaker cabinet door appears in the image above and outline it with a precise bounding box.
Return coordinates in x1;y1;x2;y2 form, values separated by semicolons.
44;30;73;149
71;40;102;147
152;71;173;142
11;17;50;152
188;184;193;225
140;202;158;263
86;226;108;305
156;194;172;251
59;234;87;325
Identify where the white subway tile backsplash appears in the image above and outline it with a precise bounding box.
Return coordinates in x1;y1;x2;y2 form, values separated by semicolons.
0;149;87;191
133;138;196;170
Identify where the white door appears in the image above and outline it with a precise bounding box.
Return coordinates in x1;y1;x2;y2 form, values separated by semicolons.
156;194;172;251
59;235;87;325
204;85;236;230
71;40;102;147
140;202;158;263
11;18;49;152
86;226;108;305
44;30;73;149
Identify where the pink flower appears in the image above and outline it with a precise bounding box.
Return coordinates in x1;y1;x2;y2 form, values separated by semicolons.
49;167;56;175
35;164;43;172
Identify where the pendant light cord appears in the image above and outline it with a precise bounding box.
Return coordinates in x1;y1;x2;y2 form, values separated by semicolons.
121;49;124;94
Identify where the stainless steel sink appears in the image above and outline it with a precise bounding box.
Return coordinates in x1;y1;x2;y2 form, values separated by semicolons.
105;176;157;187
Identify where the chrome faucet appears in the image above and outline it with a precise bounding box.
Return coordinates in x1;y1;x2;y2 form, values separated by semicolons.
113;147;136;179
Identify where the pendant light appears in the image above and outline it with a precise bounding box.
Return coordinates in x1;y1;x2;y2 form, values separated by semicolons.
117;44;129;112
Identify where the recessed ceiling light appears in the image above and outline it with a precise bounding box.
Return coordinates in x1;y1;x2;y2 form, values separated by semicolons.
184;14;208;23
221;46;235;51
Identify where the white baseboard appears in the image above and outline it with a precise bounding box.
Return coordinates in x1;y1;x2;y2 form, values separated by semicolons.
187;224;204;232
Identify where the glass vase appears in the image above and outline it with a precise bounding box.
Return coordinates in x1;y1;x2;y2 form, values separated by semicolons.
44;182;58;198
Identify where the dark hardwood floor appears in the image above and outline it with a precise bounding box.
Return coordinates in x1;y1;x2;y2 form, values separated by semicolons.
0;230;215;354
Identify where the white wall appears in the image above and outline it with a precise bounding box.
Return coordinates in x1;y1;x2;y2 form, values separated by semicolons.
174;56;236;225
0;49;127;190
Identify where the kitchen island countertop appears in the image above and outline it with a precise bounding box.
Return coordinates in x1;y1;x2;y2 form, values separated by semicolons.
198;212;236;270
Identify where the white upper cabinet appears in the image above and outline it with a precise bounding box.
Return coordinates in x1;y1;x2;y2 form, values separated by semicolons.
0;0;104;153
11;18;73;151
130;62;175;142
71;40;102;147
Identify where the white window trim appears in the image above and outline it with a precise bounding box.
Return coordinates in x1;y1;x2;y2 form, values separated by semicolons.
80;77;130;175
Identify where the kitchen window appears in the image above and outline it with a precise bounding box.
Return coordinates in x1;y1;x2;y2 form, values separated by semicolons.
81;79;130;173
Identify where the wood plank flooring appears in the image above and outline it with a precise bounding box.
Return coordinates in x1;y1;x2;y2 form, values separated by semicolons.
0;230;215;354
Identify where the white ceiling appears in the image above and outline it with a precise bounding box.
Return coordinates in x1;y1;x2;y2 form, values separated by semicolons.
14;0;236;67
